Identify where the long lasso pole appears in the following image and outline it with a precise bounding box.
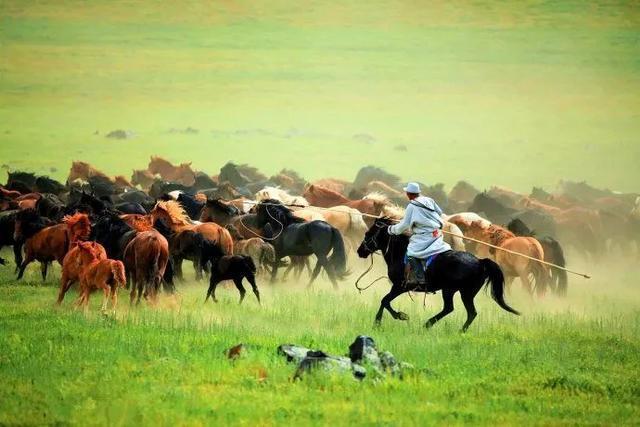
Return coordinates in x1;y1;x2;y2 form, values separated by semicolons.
239;200;592;279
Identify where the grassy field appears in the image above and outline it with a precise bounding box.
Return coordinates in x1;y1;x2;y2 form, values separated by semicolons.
1;250;639;425
1;1;639;192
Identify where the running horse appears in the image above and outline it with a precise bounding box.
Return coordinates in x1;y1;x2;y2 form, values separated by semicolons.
302;184;387;225
357;217;519;331
151;200;233;254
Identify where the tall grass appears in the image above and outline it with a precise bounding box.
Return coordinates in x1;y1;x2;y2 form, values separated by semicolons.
1;250;639;425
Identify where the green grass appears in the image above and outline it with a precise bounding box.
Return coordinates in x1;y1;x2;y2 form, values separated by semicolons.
1;1;639;192
1;251;639;425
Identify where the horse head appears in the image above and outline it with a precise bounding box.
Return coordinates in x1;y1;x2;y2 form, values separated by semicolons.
63;212;92;242
357;217;392;258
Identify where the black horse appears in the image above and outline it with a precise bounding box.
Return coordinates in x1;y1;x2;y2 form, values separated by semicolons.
357;218;519;331
0;210;24;271
255;199;348;287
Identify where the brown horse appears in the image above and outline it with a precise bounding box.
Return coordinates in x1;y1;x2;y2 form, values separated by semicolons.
67;161;111;184
123;230;170;305
58;241;107;304
75;241;126;311
309;178;350;194
302;185;387;224
147;156;196;186
226;225;276;275
151;200;233;254
466;222;548;296
131;169;157;189
16;212;92;281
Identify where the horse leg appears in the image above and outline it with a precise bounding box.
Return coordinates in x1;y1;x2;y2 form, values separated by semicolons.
111;287;119;311
101;286;110;311
375;285;408;325
205;278;221;303
194;256;203;281
129;282;137;306
174;257;184;281
306;259;323;287
270;258;280;284
460;290;478;333
324;263;339;289
233;278;247;304
519;272;534;297
57;272;73;305
16;253;34;280
13;242;23;274
246;274;261;304
40;262;49;282
425;289;455;329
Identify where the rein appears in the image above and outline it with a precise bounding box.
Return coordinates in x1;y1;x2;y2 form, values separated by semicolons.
354;228;391;293
239;206;285;242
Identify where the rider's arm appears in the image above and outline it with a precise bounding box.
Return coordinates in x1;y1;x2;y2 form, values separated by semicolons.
387;204;413;235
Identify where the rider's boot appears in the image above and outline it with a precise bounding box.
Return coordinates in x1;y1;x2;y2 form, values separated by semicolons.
406;257;427;286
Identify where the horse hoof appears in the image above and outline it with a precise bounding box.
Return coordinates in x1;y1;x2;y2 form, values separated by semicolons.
397;312;409;321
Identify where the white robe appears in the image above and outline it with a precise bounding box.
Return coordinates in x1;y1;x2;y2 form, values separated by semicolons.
388;196;451;258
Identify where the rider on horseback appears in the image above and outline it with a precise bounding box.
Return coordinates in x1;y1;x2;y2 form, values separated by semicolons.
387;182;451;286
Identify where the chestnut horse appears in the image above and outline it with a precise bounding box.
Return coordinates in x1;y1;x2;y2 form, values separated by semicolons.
465;222;549;296
123;229;170;305
58;241;107;304
302;184;387;224
151;200;233;254
147;156;196;186
67;161;110;184
75;241;126;311
15;211;91;281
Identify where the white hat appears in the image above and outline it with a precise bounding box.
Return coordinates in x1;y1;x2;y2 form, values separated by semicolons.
403;182;421;194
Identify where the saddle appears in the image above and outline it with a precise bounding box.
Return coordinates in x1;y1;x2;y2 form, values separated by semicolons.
403;257;437;293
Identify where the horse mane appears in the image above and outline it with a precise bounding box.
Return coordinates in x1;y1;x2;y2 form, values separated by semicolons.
381;204;404;220
258;199;305;225
152;200;191;226
507;218;535;237
486;224;515;245
206;198;240;216
363;192;390;205
63;212;91;230
120;214;154;232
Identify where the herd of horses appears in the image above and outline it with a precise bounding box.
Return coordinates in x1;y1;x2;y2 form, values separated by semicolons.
1;158;638;330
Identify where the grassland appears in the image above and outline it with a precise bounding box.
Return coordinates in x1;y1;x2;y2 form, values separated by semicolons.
1;1;639;192
1;251;639;425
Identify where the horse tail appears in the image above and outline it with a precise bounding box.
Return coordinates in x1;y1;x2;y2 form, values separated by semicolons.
329;227;348;279
543;237;568;296
111;260;127;288
221;228;234;254
480;258;520;315
148;243;163;295
529;238;549;296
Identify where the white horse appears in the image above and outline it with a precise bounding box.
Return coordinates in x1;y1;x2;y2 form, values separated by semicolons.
255;186;309;207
